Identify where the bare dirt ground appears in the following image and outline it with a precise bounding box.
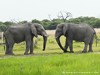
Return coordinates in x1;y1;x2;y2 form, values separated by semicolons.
46;30;56;35
46;28;100;35
94;28;100;33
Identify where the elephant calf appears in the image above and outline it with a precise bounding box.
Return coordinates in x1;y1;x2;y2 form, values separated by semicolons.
55;23;97;53
4;23;47;55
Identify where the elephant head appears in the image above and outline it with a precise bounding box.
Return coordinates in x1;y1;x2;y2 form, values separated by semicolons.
31;23;48;51
30;24;38;37
55;23;69;52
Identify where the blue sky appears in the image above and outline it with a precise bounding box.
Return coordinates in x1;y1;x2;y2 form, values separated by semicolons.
0;0;100;22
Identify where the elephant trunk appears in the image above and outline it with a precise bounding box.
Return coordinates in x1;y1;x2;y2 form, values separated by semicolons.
43;35;47;51
55;36;65;52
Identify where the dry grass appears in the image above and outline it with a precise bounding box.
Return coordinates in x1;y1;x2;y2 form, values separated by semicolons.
46;30;55;35
95;28;100;34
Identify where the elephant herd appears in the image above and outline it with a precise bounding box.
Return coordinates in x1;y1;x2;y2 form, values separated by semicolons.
3;23;97;55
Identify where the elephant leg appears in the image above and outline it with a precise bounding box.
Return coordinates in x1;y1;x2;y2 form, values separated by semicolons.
8;43;14;55
24;40;31;55
5;38;14;55
82;43;88;53
68;39;74;53
64;38;69;52
5;41;9;54
88;37;94;52
30;38;34;54
88;43;93;52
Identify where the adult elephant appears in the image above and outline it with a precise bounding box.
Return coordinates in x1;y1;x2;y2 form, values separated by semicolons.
4;23;47;55
55;23;97;53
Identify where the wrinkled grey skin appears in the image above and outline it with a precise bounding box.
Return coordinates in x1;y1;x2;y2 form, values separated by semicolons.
4;23;47;55
55;23;96;53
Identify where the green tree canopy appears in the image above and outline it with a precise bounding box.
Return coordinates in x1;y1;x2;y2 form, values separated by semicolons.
0;16;100;32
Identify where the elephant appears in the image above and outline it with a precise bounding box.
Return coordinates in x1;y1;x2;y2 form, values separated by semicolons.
55;23;97;53
4;23;47;55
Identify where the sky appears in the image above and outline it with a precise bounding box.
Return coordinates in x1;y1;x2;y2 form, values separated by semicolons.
0;0;100;22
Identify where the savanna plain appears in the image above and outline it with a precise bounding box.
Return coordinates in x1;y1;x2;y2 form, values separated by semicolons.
0;30;100;75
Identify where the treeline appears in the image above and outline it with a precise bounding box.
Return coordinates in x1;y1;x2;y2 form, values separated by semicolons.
0;16;100;32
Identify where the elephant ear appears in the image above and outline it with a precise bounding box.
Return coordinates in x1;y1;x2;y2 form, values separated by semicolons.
31;25;38;37
63;24;69;36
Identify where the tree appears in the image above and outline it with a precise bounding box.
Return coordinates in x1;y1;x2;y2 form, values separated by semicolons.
0;24;7;32
41;19;51;29
94;19;100;28
67;17;100;28
31;19;41;24
58;11;72;22
4;21;14;26
18;20;28;24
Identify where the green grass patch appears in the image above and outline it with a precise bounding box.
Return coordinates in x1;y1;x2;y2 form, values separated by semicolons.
0;34;100;75
0;54;100;75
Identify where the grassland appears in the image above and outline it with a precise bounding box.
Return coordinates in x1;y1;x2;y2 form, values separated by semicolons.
0;31;100;75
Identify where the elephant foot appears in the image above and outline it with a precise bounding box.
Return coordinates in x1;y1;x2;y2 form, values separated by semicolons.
5;52;14;55
88;50;93;52
43;49;45;51
70;51;74;53
24;52;28;55
63;50;69;53
82;50;87;53
30;52;34;55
